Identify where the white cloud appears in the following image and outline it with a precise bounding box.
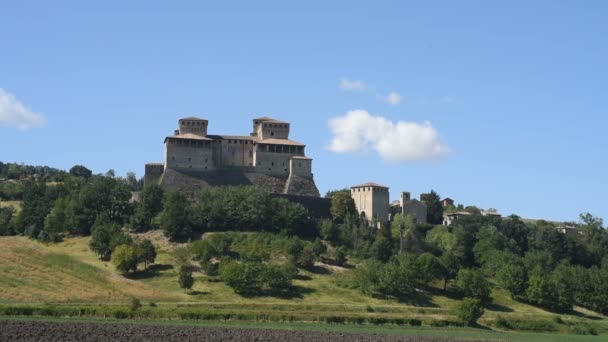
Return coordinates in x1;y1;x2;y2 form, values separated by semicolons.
327;110;449;162
339;79;366;91
378;91;402;105
0;88;46;129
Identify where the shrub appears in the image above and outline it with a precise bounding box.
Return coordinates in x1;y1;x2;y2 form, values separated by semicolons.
178;265;194;290
408;318;422;326
220;261;295;295
129;297;142;312
570;323;597;335
454;297;484;326
334;246;347;266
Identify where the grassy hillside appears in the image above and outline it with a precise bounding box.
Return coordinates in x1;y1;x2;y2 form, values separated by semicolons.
0;237;179;303
1;234;606;336
0;200;21;214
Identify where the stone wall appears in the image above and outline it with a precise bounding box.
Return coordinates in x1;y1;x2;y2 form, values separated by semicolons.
165;140;215;172
403;199;427;224
158;168;319;198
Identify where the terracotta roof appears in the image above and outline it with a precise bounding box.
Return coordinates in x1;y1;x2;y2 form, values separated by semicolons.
180;116;206;121
257;138;305;146
351;182;388;189
253;117;288;123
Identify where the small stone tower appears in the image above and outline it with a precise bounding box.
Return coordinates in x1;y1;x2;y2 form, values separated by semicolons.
350;182;390;224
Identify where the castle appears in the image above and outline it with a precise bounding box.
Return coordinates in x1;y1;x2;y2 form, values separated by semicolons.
144;117;320;197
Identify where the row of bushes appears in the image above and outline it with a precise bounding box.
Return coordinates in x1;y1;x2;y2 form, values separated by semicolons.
493;315;600;335
0;304;440;327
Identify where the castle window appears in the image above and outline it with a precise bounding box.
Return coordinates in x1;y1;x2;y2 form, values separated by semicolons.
271;162;274;166
271;132;274;136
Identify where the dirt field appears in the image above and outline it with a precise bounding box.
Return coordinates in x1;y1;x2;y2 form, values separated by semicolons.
0;320;484;342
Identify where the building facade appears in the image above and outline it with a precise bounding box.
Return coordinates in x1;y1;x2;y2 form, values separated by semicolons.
350;182;390;223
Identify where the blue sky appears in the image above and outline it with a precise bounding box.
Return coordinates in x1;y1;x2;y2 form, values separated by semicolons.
1;1;606;222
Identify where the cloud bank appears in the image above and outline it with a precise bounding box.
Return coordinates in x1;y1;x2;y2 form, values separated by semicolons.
328;110;449;162
0;88;46;129
339;79;366;91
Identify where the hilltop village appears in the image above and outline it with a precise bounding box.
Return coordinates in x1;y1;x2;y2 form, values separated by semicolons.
145;116;504;227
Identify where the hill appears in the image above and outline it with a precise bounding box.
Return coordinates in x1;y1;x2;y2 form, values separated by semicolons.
1;233;606;338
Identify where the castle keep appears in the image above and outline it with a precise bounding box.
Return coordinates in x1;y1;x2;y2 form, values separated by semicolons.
145;117;320;197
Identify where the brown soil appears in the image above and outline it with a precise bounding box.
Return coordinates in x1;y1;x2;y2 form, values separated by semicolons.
0;320;484;342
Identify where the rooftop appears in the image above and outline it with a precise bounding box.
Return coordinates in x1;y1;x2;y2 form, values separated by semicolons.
351;182;389;189
180;116;206;121
257;138;305;146
164;133;213;141
254;117;288;123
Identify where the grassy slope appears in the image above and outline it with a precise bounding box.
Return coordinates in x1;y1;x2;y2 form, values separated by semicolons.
1;234;606;336
0;237;179;303
0;200;21;214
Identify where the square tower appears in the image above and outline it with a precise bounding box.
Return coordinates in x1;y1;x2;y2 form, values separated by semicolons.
252;117;290;140
350;182;390;224
179;117;208;136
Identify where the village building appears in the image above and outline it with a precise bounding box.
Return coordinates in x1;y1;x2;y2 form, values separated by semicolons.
442;211;472;226
440;198;454;207
390;191;427;224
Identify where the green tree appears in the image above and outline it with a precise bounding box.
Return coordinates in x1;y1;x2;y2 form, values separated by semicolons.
0;207;15;236
455;298;484;326
178;265;194;291
456;268;491;302
329;190;359;224
439;252;460;290
526;267;560;311
270;198;312;236
377;255;418;297
130;184;164;232
311;238;327;259
426;225;457;253
69;165;92;179
139;239;157;270
43;197;69;241
420;190;443;225
111;244;140;274
161;192;192;241
89;223;131;261
496;263;527;298
370;236;392;262
392;213;416;254
320;219;340;246
417;252;446;285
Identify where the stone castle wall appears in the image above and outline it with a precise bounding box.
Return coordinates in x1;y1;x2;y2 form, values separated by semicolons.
146;117;319;197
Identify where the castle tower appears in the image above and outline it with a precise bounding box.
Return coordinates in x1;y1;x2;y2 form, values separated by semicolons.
178;117;208;136
252;117;290;140
350;182;390;224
